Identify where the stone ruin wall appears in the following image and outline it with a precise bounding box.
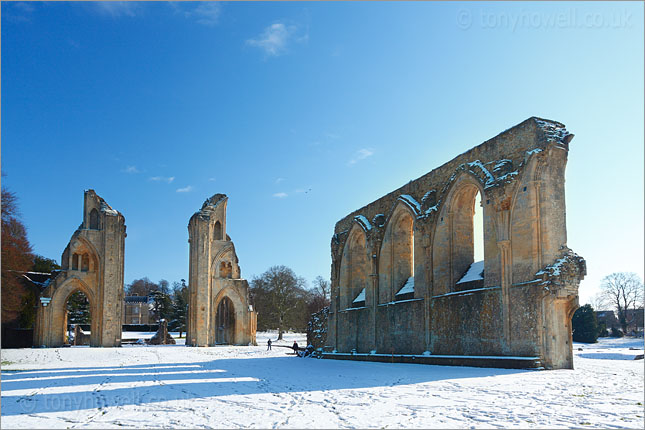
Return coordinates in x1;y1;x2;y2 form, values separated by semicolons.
34;190;126;348
186;194;257;347
327;117;586;369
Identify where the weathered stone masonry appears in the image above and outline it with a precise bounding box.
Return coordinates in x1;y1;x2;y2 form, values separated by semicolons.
186;194;257;346
327;117;586;369
34;190;126;347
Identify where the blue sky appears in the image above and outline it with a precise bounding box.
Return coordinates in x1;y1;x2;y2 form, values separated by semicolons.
2;1;643;304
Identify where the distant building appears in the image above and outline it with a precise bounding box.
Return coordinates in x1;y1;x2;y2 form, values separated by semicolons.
123;295;153;325
596;309;644;334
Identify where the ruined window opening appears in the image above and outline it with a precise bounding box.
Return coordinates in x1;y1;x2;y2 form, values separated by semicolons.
81;254;90;272
65;290;91;345
379;208;414;304
473;191;484;263
339;229;370;310
433;182;486;295
72;253;79;270
454;189;485;290
89;209;100;230
219;261;232;279
213;221;222;241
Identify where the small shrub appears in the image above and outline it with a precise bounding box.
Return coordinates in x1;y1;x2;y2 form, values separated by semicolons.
610;327;624;338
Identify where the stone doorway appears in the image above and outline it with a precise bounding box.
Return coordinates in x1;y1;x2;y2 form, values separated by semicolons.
215;296;235;344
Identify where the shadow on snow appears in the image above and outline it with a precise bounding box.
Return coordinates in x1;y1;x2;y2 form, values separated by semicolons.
1;355;530;416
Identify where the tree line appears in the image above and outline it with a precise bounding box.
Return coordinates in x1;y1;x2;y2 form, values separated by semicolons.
572;272;644;343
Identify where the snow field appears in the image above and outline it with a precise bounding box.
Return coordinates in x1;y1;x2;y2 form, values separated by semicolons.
1;334;643;429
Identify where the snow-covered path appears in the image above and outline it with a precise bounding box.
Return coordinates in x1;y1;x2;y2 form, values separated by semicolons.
1;334;643;429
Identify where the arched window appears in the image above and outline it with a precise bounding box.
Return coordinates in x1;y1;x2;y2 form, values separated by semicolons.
379;206;414;303
81;254;90;272
433;178;486;294
89;209;100;230
338;227;370;309
72;254;80;270
213;221;222;240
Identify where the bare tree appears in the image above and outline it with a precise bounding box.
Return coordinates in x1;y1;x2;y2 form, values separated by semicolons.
250;265;308;340
598;272;644;334
126;277;159;297
307;276;331;316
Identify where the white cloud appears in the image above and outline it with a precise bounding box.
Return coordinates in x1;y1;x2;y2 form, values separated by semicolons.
172;2;221;26
273;192;288;199
176;186;193;193
150;176;175;184
348;148;375;166
247;22;304;57
92;2;138;18
275;177;285;184
5;2;35;23
123;165;139;174
208;177;216;182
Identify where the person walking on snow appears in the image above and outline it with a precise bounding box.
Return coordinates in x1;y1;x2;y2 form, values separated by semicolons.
267;338;272;351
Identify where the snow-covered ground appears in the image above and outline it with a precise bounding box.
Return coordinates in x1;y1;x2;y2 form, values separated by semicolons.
1;334;643;429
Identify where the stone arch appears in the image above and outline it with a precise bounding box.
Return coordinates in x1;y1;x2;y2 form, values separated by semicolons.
89;208;100;230
212;286;247;345
432;172;487;295
211;246;239;280
213;221;223;241
70;237;100;273
378;202;415;303
338;224;370;309
48;277;99;347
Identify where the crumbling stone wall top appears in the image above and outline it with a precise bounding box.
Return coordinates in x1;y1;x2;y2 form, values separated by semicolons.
334;116;573;235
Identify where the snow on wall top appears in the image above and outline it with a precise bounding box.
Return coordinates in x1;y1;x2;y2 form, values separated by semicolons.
86;189;122;217
333;116;572;236
191;193;228;222
457;260;485;284
396;277;415;295
353;288;366;304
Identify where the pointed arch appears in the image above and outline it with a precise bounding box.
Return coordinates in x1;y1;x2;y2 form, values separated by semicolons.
211;244;240;279
338;223;370;309
378;202;415;303
48;277;99;347
432;172;487;295
89;208;100;230
212;286;247;345
213;221;223;241
70;236;100;272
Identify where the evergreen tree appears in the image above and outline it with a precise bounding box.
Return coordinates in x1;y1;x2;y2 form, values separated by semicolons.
150;289;172;322
67;291;91;325
571;304;599;343
32;255;60;273
170;280;188;337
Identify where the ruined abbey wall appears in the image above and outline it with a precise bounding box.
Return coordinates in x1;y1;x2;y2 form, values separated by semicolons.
327;117;586;369
34;190;126;347
186;194;257;346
